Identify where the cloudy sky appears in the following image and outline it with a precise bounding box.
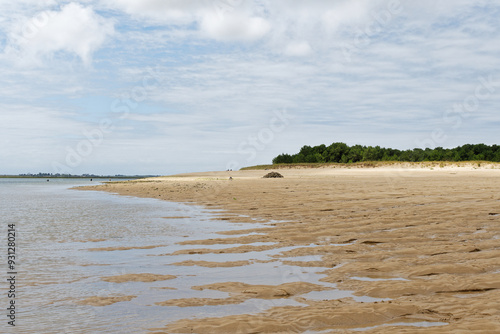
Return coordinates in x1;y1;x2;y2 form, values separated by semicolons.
1;0;499;175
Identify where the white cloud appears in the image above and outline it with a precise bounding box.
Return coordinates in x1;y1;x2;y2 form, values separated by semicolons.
283;41;312;57
100;0;394;53
321;0;375;33
5;2;114;66
105;0;271;42
103;0;203;23
200;11;270;42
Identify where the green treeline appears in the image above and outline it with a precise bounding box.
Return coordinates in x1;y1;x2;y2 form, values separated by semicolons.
272;143;500;164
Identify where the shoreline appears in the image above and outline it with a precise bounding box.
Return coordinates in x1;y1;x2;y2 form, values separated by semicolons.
81;165;500;333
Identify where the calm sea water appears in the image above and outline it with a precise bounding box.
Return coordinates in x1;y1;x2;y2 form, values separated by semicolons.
0;179;308;334
0;179;267;333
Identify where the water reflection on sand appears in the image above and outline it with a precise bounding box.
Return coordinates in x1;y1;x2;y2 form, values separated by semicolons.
1;179;404;334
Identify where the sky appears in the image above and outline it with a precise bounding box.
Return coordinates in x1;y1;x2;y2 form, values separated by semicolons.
1;0;500;175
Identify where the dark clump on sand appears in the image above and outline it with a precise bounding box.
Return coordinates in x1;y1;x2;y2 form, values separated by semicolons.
263;172;284;178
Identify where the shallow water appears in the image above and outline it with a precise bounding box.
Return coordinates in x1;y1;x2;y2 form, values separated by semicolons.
1;179;271;333
0;178;399;334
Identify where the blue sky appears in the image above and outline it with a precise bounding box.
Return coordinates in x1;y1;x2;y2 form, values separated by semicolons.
1;0;500;175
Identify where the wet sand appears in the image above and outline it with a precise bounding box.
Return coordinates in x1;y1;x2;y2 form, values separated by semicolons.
82;163;500;333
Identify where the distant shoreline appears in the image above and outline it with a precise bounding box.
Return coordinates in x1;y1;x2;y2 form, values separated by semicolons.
0;175;151;179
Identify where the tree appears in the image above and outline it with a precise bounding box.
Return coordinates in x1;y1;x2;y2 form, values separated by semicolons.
292;153;305;163
346;145;364;163
273;153;293;164
272;142;500;164
325;142;349;162
299;145;313;157
363;146;383;161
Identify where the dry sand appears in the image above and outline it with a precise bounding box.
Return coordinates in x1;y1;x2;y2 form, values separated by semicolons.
81;163;500;333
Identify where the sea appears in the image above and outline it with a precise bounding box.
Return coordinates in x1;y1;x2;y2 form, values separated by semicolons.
0;178;312;334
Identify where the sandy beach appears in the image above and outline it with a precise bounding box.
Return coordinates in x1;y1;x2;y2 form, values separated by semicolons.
82;163;500;333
